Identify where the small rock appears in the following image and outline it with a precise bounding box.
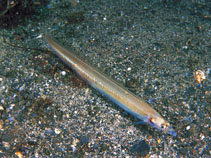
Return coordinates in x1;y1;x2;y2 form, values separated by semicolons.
130;140;150;156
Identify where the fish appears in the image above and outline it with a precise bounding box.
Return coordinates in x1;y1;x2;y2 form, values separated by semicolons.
44;34;176;136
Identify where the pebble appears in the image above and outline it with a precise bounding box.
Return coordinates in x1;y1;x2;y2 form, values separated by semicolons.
61;71;66;76
55;128;62;134
130;140;150;156
186;126;191;130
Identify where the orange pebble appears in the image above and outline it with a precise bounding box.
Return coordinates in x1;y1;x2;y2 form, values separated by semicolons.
15;151;23;158
194;70;205;84
157;139;161;144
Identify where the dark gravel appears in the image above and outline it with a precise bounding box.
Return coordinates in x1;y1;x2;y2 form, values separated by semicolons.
0;0;210;157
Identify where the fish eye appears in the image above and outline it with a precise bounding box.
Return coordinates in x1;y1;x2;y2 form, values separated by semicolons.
161;123;169;129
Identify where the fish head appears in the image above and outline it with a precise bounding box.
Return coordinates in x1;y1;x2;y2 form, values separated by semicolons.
146;116;177;136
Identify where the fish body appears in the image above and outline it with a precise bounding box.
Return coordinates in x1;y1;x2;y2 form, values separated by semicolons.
45;34;176;136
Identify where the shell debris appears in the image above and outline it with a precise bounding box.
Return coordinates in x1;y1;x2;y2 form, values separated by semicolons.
194;70;206;84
